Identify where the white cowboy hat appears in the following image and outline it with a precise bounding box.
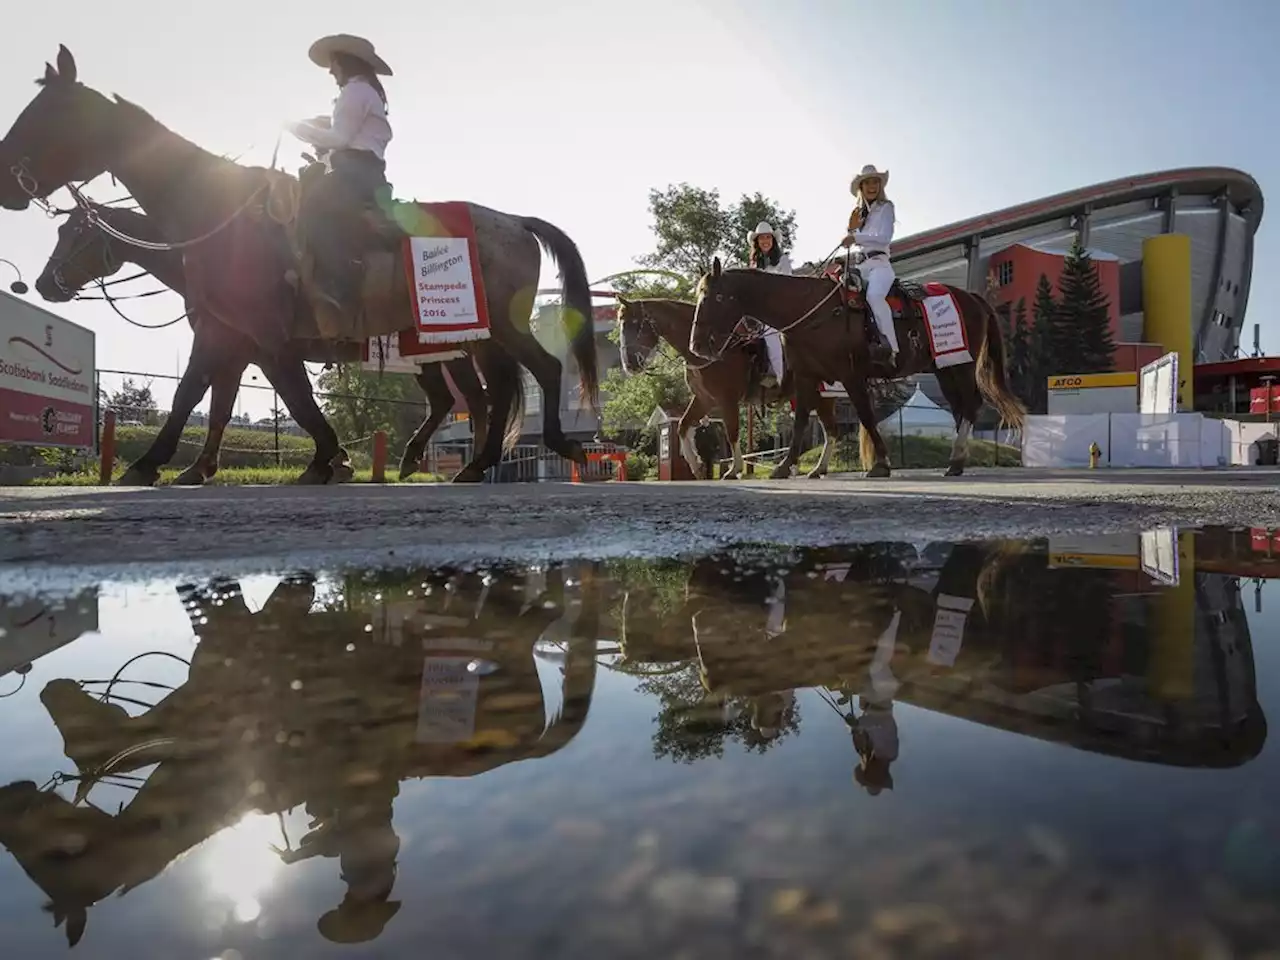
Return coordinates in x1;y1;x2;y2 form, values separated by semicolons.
747;220;777;243
308;34;394;76
850;164;890;195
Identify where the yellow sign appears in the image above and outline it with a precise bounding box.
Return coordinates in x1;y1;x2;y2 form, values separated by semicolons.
1047;372;1138;391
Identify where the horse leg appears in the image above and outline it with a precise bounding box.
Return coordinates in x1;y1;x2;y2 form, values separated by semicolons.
452;356;491;457
806;391;838;480
937;371;979;477
116;324;223;487
844;373;892;478
259;354;351;485
676;394;709;477
497;329;585;466
172;363;245;485
454;367;515;483
717;388;745;481
399;363;458;480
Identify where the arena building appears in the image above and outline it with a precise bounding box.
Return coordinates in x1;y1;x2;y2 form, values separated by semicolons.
889;167;1265;412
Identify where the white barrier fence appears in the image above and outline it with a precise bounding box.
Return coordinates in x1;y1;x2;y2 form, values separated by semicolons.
1021;414;1280;468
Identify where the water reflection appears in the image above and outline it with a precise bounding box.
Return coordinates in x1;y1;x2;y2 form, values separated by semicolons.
0;529;1275;955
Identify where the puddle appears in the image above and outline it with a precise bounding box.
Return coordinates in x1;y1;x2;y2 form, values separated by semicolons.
1;526;1279;957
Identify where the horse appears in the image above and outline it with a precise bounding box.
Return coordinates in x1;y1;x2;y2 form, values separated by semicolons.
616;297;840;479
689;259;1025;477
33;203;519;485
0;46;598;483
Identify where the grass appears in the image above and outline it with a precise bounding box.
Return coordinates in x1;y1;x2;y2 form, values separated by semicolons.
797;433;1021;473
30;466;445;487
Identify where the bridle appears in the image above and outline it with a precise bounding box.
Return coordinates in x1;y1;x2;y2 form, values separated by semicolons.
699;281;844;361
622;300;716;373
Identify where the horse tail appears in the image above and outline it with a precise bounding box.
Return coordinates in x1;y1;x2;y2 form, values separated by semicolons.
859;424;879;469
521;217;599;414
501;369;526;455
974;295;1026;432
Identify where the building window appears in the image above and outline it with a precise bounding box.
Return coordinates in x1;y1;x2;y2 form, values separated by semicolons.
996;260;1014;286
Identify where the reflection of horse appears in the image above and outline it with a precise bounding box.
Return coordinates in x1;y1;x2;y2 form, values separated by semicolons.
0;563;599;947
689;261;1025;478
0;47;598;484
617;298;839;480
33;204;509;487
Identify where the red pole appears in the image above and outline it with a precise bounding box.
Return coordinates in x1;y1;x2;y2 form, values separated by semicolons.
746;408;755;477
371;430;388;483
98;410;116;485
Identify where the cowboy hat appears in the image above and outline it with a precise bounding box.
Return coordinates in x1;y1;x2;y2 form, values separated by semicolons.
850;164;890;195
747;220;777;243
309;34;394;76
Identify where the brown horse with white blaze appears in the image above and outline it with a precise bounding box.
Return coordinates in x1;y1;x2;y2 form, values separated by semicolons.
617;297;840;480
689;260;1025;478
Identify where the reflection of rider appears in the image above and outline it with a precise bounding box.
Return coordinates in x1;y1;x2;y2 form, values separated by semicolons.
285;34;394;317
842;164;898;364
847;608;901;795
747;221;792;387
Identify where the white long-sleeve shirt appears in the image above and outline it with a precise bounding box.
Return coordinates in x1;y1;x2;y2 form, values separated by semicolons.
851;200;895;256
288;78;392;160
757;252;793;275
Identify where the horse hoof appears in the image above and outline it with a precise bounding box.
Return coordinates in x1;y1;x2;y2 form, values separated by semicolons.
171;467;207;487
115;466;158;487
565;440;587;466
451;467;485;483
865;462;891;479
769;464;792;480
329;463;354;484
806;467;827;480
294;465;332;486
720;470;740;481
944;462;964;477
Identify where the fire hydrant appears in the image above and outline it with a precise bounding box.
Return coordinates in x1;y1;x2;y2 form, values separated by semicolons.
1089;441;1102;469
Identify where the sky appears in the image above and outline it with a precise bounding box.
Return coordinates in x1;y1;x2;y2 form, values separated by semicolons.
0;0;1276;419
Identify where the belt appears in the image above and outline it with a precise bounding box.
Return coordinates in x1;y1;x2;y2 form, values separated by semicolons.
852;250;887;263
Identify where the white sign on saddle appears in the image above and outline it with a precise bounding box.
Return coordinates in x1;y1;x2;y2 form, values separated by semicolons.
410;236;487;340
927;593;975;667
415;654;481;743
361;332;465;373
920;286;973;369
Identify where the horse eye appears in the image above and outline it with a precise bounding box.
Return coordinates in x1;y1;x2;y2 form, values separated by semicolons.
715;293;724;303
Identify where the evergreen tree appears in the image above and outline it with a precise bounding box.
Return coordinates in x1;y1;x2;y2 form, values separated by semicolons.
1055;239;1115;373
1008;297;1032;408
1029;274;1057;414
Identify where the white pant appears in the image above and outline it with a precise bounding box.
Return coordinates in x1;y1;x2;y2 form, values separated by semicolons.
763;328;784;380
857;258;898;354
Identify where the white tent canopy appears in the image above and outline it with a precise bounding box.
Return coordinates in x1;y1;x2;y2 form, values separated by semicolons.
878;384;956;437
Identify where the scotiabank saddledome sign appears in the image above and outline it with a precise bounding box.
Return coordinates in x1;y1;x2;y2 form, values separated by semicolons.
0;291;96;449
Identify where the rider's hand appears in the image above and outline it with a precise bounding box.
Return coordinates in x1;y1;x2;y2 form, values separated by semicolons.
842;233;857;247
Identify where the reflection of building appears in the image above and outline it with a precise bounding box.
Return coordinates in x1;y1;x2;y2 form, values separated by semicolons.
886;168;1264;411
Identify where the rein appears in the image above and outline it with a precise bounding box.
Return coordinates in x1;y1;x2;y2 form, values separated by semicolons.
713;281;844;360
67;181;267;253
629;302;716;372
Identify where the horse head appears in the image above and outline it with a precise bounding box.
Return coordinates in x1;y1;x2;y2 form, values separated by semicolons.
690;257;747;361
35;206;119;302
0;46;118;211
616;296;660;373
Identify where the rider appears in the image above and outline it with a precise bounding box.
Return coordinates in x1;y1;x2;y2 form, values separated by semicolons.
747;221;792;388
842;164;898;365
285;34;394;318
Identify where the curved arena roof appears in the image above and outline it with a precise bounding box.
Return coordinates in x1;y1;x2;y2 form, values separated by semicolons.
888;166;1264;371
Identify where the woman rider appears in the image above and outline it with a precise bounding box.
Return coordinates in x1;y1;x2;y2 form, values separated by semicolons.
285;34;394;317
842;164;898;365
747;221;792;388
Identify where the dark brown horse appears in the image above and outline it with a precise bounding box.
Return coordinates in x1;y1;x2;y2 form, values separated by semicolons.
617;297;840;479
0;46;597;483
689;260;1025;477
33;204;515;485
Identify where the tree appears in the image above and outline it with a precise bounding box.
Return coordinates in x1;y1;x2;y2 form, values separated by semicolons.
1056;240;1116;373
107;377;158;423
316;364;425;458
1029;274;1057;414
600;349;690;438
638;183;798;284
1008;297;1032;408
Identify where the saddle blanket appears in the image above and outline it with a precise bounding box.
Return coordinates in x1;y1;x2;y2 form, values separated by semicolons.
402;201;492;346
927;593;975;668
916;284;973;370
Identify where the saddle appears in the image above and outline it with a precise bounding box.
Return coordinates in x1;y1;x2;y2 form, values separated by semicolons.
833;262;929;372
285;159;410;341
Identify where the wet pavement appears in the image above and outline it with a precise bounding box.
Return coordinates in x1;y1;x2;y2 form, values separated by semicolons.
1;525;1280;957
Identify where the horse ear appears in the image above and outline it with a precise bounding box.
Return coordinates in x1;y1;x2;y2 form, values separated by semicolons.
42;62;57;85
712;257;722;279
56;45;77;84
